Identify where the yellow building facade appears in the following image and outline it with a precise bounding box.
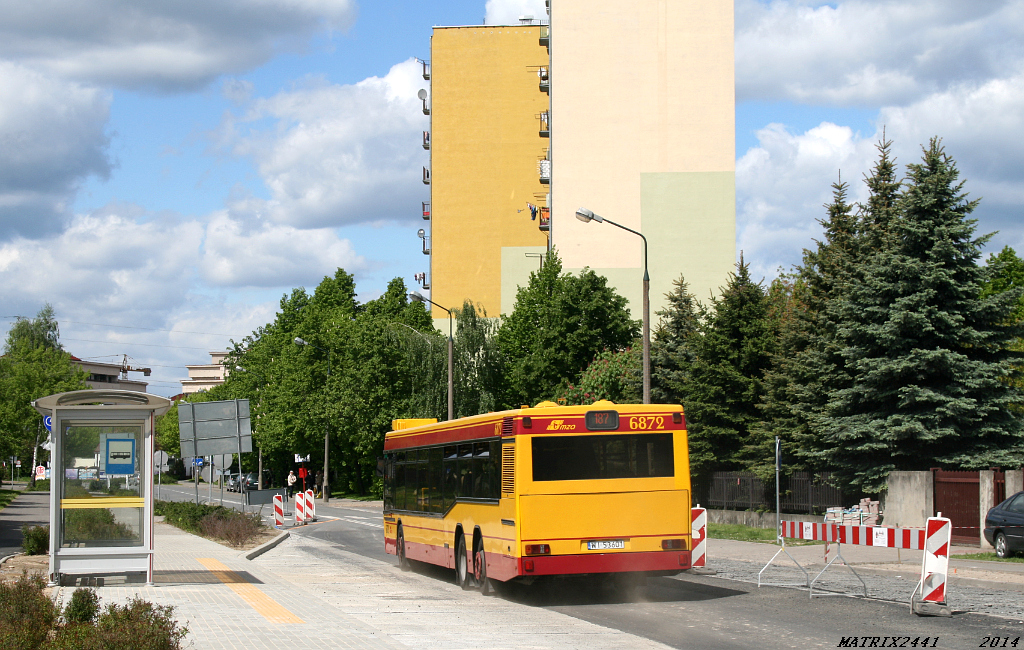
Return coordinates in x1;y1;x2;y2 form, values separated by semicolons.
425;25;551;320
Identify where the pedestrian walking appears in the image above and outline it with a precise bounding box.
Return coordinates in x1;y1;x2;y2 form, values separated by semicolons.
287;470;297;498
315;470;323;498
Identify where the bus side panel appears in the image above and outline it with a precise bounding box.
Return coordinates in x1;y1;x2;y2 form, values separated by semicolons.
402;515;450;567
484;496;519;582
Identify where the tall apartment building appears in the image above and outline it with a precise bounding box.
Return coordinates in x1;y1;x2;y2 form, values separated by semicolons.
419;23;551;319
419;0;734;320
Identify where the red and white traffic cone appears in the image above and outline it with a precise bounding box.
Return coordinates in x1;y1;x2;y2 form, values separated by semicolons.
691;506;707;568
295;493;305;525
305;489;316;522
273;495;284;529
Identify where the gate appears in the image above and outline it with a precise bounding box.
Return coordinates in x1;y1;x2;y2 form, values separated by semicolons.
932;468;1005;546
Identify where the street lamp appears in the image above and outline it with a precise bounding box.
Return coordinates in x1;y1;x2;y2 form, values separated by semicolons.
293;337;333;503
575;207;651;404
408;291;454;421
234;365;267;492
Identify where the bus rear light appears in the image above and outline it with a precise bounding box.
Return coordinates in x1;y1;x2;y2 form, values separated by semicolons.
524;560;535;572
522;416;532;428
525;544;550;555
662;539;684;550
672;412;683;425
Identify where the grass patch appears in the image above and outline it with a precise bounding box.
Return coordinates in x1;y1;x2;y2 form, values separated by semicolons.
707;522;824;545
0;489;22;512
953;552;1024;563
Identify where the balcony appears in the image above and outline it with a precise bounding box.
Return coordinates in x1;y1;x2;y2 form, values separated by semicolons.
414;272;430;289
538;110;549;138
422;201;430;220
421;60;430;80
421;100;430;116
538;159;551;184
538;67;549;94
539;25;549;47
422;131;430;150
538;207;550;232
422;167;430;185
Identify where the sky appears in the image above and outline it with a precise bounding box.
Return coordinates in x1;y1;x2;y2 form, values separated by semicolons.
1;0;1022;397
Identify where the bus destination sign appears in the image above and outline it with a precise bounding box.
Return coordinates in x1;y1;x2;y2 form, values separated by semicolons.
585;410;619;431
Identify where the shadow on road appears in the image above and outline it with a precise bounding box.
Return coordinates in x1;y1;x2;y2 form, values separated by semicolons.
405;560;747;607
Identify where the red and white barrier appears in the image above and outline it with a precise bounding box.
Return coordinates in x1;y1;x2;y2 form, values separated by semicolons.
691;506;707;567
305;489;316;522
273;495;284;528
781;521;926;549
295;493;306;525
776;516;953;610
912;517;951;616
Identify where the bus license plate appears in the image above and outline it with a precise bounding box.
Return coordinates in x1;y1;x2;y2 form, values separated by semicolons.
587;540;624;550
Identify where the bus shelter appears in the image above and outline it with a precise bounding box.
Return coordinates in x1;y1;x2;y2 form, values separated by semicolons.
32;390;172;586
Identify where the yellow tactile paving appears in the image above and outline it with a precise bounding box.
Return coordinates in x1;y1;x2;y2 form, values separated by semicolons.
197;558;304;625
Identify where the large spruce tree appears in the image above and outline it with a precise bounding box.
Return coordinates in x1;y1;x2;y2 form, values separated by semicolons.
684;258;776;477
819;138;1024;492
650;275;701;405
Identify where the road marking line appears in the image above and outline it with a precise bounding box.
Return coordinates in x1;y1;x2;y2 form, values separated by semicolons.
341;517;384;529
197;558;303;625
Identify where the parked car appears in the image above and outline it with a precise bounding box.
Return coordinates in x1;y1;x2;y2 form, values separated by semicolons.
242;470;272;491
984;490;1024;558
225;473;241;492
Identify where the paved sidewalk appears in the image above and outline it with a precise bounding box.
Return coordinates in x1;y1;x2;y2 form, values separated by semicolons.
0;489;48;557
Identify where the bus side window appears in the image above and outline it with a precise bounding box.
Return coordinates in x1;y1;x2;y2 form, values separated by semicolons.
458;444;473;498
472;442;489;499
405;450;419;511
383;454;393;510
395;451;407;511
416;451;429;512
428;447;443;513
443;446;457;510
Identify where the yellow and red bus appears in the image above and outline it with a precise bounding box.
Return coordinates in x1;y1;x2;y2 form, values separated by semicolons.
382;400;693;591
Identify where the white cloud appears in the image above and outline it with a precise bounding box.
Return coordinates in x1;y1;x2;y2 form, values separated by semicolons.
200;212;366;287
0;61;111;238
737;67;1024;279
0;0;357;91
736;0;1024;106
219;58;428;228
485;0;549;25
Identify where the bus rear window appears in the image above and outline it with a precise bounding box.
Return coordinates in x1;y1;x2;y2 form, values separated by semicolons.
532;434;674;481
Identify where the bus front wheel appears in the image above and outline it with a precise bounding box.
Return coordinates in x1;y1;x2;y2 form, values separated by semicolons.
455;535;471;589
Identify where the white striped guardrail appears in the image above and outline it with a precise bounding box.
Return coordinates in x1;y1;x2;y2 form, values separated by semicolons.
781;521;927;549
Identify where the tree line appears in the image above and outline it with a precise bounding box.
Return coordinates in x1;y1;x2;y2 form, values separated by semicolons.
4;137;1023;497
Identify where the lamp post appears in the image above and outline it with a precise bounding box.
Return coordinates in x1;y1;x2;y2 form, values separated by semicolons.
408;291;454;421
293;337;333;503
575;207;651;404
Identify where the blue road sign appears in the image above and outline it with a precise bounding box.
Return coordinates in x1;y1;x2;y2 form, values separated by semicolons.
43;416;52;432
193;458;204;467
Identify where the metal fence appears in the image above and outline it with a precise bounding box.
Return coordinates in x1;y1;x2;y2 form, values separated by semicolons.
693;471;845;514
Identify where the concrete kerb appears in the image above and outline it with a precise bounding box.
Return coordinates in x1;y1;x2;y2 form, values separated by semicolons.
243;530;290;561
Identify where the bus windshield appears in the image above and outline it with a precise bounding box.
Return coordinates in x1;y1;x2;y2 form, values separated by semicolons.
532;433;674;481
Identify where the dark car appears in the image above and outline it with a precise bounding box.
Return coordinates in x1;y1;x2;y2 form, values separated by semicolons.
984;490;1024;558
242;471;272;491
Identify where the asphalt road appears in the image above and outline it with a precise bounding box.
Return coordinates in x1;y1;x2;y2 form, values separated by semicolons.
285;507;1024;650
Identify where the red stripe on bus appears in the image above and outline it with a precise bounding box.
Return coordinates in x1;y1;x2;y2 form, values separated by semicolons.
521;550;690;575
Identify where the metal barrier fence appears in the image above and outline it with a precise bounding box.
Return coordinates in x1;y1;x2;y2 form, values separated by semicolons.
693;471;844;514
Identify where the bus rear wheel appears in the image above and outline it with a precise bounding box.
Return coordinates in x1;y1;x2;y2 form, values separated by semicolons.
455;535;471;589
397;525;410;571
474;537;491;595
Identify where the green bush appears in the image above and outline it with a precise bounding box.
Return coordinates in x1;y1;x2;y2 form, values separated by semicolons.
92;597;188;650
155;473;178;485
27;479;50;492
155;500;266;546
154;500;220;534
0;573;58;649
22;525;49;555
64;588;99;624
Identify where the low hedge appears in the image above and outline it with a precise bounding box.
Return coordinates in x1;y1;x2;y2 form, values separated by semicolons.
154;500;264;548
